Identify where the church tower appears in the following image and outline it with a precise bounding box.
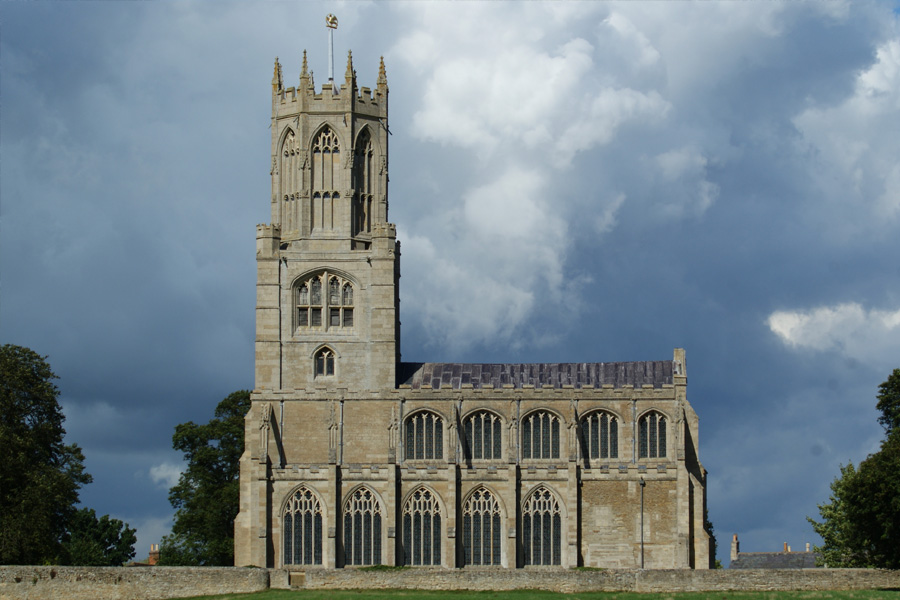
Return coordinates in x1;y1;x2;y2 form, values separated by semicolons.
255;51;399;394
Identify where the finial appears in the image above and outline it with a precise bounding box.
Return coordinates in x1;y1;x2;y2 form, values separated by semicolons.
300;50;308;78
345;50;355;82
377;56;388;89
272;57;283;91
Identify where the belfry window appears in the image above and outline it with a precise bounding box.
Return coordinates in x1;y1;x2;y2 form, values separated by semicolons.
580;411;618;462
311;127;340;231
402;488;441;566
352;130;374;236
282;486;323;566
343;488;382;566
279;130;301;233
638;411;667;459
521;410;560;460
462;488;502;566
296;272;354;330
522;486;562;566
315;348;335;377
405;411;443;461
463;411;502;461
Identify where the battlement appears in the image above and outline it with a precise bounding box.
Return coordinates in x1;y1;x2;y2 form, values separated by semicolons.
371;222;396;238
256;224;282;239
272;51;387;117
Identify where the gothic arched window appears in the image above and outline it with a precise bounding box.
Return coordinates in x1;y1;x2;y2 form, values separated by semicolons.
405;411;443;461
638;411;667;459
279;130;300;232
343;488;382;566
521;410;560;460
283;486;323;565
402;488;441;566
580;411;619;462
352;129;374;236
463;410;502;461
462;488;502;566
296;272;354;330
522;486;562;566
315;347;335;377
311;127;340;231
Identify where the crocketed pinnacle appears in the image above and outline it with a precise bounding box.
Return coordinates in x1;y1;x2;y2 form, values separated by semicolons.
272;57;283;91
377;56;388;88
345;50;355;82
300;50;308;78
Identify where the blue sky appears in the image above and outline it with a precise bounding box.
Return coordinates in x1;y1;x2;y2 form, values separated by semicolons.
2;1;900;566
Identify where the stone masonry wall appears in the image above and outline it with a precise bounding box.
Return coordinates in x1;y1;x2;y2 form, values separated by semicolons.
0;566;268;600
2;566;900;599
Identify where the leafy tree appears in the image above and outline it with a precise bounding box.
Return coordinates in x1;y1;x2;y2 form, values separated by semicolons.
158;390;251;566
876;368;900;438
0;344;92;565
809;369;900;568
61;507;137;566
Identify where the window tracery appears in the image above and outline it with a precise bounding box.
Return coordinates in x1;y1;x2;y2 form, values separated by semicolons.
462;488;502;566
521;411;560;460
311;127;340;231
405;411;443;461
580;411;618;462
638;411;667;459
522;486;562;566
402;488;441;566
296;272;354;330
283;486;323;565
315;348;335;377
343;488;382;566
352;130;374;236
463;410;502;461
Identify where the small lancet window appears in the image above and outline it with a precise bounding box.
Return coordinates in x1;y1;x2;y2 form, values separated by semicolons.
315;348;335;377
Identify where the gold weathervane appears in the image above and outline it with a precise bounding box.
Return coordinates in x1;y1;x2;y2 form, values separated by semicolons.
325;14;338;29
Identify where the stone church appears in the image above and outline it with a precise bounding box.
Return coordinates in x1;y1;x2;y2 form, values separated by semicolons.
234;49;711;570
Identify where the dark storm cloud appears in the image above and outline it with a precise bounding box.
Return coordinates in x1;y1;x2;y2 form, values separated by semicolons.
2;1;899;562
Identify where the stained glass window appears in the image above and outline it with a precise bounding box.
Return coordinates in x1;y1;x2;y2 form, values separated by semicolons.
282;486;323;565
522;411;560;459
462;488;502;566
638;411;667;459
522;486;561;566
405;411;443;460
580;411;619;463
402;488;441;566
343;488;382;566
463;411;502;461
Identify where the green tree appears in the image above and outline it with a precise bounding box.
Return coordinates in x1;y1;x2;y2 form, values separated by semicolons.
61;507;137;566
158;390;251;566
809;369;900;568
876;368;900;438
0;344;92;565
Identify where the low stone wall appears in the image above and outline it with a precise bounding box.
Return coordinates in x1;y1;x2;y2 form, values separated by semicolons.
292;567;900;593
2;565;899;599
0;566;268;600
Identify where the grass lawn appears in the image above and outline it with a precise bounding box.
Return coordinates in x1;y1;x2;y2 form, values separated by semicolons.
176;590;900;600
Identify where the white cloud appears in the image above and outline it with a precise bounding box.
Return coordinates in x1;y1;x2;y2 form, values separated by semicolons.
768;303;900;367
149;462;183;489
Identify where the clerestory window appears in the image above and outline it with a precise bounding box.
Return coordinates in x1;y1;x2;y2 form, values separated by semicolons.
405;411;443;461
638;411;667;459
296;273;354;331
521;410;560;460
580;411;618;463
463;410;502;461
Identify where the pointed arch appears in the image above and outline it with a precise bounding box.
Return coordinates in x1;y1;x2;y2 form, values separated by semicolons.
310;125;341;231
521;409;564;460
279;127;301;232
294;270;356;332
461;409;503;461
404;409;444;461
580;409;620;463
461;486;503;566
638;409;668;459
521;485;563;566
342;485;384;566
352;127;375;236
281;484;324;566
401;486;443;566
